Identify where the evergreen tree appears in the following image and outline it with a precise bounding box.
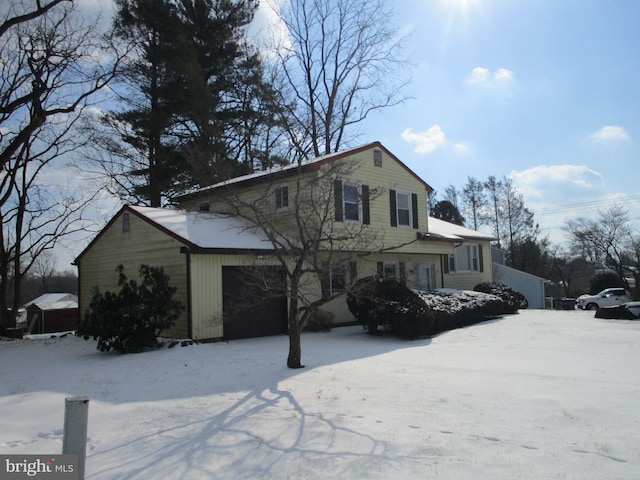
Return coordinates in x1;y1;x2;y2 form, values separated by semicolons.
101;0;277;205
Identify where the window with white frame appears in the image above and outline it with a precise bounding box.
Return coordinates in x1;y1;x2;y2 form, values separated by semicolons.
451;243;480;272
274;184;288;209
396;191;411;227
343;183;360;222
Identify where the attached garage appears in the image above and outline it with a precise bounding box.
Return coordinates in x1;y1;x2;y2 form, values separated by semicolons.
75;205;286;341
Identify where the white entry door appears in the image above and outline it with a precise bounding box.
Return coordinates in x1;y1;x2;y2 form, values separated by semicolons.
416;262;436;291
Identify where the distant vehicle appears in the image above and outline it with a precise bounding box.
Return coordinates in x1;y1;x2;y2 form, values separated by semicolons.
576;288;631;310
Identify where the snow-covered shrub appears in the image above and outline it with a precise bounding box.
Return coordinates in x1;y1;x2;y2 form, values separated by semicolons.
473;282;528;312
347;277;434;339
77;264;184;353
413;289;506;333
595;302;640;320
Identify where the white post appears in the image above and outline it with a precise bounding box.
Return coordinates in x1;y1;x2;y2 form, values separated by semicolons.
62;396;89;480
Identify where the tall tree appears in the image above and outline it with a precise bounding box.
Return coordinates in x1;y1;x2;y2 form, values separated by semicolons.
501;177;539;268
483;175;503;247
461;176;486;231
0;1;119;327
272;0;411;157
97;0;274;206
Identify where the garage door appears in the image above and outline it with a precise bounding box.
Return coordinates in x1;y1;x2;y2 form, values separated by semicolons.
222;266;288;340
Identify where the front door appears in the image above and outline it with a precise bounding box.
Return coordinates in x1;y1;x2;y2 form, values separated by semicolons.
416;262;436;291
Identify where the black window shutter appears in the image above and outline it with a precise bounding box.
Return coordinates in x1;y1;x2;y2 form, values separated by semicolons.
478;244;484;272
411;193;419;229
389;190;397;227
443;254;450;274
334;180;343;222
362;185;370;224
399;262;406;284
377;261;383;277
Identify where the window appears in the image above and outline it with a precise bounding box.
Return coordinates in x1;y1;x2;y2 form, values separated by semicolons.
389;190;418;229
199;202;210;212
329;262;357;295
334;180;369;224
449;243;481;272
343;183;360;221
374;149;382;167
274;184;288;209
122;213;130;233
396;191;411;227
377;261;406;281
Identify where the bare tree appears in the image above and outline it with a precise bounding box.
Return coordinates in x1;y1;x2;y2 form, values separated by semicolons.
483;175;503;247
564;205;639;294
213;156;388;368
271;0;411;157
461;176;486;231
0;1;120;327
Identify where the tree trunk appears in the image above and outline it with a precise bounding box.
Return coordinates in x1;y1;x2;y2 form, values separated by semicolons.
286;279;303;368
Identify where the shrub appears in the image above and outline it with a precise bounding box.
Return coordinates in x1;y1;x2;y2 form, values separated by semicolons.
473;282;528;312
347;277;434;339
304;309;334;332
77;264;184;353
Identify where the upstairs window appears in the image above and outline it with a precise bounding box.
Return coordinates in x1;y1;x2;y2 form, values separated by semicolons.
390;190;419;229
396;191;411;227
122;213;130;233
343;183;360;221
274;184;289;209
334;180;370;224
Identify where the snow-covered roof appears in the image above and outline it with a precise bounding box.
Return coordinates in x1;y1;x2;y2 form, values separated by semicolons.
426;217;497;242
24;293;78;311
129;206;276;251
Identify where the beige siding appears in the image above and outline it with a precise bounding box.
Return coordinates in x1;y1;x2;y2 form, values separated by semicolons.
78;211;189;338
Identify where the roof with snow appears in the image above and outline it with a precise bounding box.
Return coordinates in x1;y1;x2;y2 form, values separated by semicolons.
426;217;497;242
24;293;78;311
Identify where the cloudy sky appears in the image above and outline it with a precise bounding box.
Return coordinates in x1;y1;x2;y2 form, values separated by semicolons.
350;0;640;244
75;0;639;250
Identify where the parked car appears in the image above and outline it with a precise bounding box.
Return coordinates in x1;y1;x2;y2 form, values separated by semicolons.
576;288;631;310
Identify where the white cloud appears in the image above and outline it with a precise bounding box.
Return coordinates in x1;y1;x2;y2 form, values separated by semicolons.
466;67;514;86
588;125;631;145
401;125;447;154
454;142;471;155
510;164;604;199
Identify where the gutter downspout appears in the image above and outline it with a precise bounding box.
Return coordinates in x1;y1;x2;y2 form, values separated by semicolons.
181;247;193;339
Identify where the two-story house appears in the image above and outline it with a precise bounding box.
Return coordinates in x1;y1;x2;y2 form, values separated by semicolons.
75;142;495;341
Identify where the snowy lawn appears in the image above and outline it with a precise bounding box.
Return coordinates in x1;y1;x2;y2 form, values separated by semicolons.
1;309;639;479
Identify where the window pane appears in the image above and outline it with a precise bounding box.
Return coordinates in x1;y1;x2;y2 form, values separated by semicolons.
396;192;410;226
343;184;359;221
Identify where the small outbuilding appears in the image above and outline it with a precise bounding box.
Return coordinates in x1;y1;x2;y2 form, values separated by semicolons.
24;293;79;334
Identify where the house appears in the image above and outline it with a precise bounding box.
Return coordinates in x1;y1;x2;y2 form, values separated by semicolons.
23;293;78;334
75;142;495;341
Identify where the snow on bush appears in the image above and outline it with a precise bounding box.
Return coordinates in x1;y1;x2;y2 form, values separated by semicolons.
473;282;528;312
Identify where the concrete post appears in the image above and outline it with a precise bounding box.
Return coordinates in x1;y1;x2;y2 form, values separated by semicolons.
62;396;89;480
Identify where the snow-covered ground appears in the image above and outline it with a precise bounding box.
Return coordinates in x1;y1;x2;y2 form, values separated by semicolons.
1;309;639;479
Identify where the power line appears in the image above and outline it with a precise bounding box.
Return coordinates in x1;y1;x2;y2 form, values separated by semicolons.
531;195;640;217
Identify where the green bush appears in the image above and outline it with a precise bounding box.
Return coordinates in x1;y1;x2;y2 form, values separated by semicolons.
304;309;334;332
347;277;434;339
77;264;184;353
473;282;528;313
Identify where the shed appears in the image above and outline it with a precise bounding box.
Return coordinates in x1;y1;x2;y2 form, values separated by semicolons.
492;263;549;309
24;293;79;334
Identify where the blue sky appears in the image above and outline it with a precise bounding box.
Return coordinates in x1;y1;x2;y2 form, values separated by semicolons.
72;0;639;261
351;0;640;244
